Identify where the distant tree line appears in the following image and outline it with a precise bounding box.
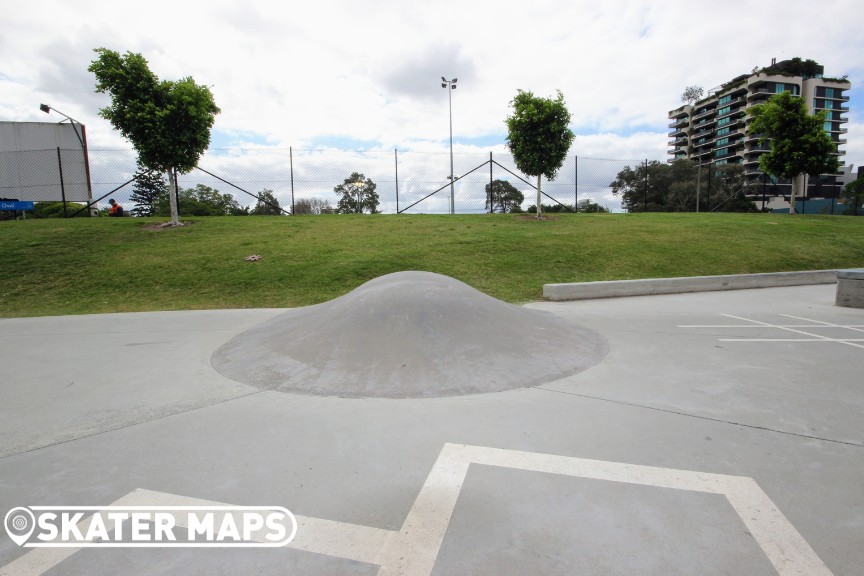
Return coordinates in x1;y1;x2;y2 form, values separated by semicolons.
526;199;608;214
127;162;337;216
610;159;760;213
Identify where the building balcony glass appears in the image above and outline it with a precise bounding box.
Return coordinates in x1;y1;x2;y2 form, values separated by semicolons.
694;117;717;129
692;108;716;121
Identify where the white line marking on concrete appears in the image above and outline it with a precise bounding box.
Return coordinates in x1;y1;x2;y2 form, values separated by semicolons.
1;444;834;576
720;338;864;343
679;314;864;350
679;324;864;328
722;314;864;350
780;314;864;334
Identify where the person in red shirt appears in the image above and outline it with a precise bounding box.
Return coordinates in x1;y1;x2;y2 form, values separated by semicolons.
108;199;124;217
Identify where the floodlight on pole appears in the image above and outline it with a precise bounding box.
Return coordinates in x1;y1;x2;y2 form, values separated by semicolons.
40;103;93;207
441;77;457;214
40;103;85;149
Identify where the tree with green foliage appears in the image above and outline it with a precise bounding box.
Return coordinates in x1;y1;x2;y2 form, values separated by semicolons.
89;48;220;225
526;203;574;214
334;173;379;214
707;164;759;212
844;178;864;216
485;179;524;213
130;159;168;217
747;91;839;214
31;202;89;218
577;199;609;213
610;160;674;212
681;85;704;105
154;184;246;216
251;189;283;215
293;198;334;215
761;57;823;78
611;159;757;213
505;90;574;219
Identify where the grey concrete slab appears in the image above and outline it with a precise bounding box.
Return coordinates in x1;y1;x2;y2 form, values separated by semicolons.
1;284;862;575
836;268;864;308
543;269;840;301
0;309;286;457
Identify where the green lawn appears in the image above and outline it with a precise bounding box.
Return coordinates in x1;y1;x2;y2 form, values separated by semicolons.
1;213;863;317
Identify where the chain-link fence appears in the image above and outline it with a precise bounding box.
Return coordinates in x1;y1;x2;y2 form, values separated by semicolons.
1;147;653;215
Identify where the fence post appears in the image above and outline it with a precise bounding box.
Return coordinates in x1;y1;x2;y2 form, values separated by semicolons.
643;159;648;211
762;172;767;211
395;149;399;214
707;161;712;212
574;155;578;213
290;147;295;215
56;147;68;218
489;151;493;213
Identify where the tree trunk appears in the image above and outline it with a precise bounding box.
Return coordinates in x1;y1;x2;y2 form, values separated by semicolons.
167;169;180;225
789;173;807;215
536;174;543;219
789;174;798;215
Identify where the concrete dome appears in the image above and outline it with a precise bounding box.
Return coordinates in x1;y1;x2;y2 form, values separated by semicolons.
211;271;608;398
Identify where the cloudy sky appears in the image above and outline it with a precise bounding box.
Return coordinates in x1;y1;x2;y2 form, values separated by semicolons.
2;0;863;198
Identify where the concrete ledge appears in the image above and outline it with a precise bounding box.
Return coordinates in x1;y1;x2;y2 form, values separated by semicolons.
543;270;841;301
836;269;864;308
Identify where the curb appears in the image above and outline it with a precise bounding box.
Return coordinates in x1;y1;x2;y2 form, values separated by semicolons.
543;270;843;301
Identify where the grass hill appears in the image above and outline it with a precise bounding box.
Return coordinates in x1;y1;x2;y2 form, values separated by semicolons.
1;213;863;317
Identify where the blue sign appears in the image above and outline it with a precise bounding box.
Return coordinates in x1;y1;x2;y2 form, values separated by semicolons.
0;201;35;211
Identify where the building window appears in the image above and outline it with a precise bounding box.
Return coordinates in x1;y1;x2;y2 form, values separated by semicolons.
823;121;833;132
716;137;729;146
825;87;834;99
717;106;731;116
716;127;730;137
717;117;731;127
718;95;732;105
715;160;728;166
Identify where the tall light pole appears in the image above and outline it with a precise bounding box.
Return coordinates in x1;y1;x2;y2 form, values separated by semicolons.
441;77;457;214
353;175;365;214
40;103;93;208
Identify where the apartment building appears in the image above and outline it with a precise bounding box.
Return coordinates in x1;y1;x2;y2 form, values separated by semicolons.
668;58;850;206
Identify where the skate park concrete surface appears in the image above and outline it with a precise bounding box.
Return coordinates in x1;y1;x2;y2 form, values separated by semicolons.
1;272;863;575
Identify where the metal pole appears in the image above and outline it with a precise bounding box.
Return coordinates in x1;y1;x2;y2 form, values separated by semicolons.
56;147;67;218
643;159;648;211
696;160;701;213
42;106;92;214
706;161;712;212
290;147;295;215
81;124;93;215
489;151;493;213
395;149;399;214
762;172;767;211
448;84;455;214
574;155;578;212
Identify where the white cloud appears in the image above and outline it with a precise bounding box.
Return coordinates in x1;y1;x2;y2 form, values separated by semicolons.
2;0;862;172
